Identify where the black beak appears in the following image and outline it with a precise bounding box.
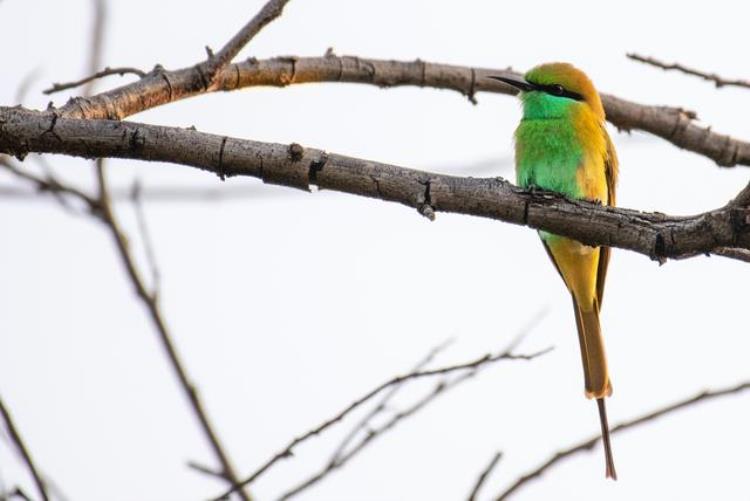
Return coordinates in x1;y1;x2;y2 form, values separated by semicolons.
487;75;537;93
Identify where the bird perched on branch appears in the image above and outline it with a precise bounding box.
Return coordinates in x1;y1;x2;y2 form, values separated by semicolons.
489;63;619;479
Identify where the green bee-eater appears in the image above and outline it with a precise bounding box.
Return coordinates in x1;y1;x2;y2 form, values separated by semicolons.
489;63;619;479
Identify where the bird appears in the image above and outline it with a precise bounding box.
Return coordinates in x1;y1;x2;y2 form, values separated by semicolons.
488;63;619;479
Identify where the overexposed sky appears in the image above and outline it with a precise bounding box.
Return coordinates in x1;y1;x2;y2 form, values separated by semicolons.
1;1;749;500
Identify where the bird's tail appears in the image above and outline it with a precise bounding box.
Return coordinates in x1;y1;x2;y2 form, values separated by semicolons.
572;298;617;480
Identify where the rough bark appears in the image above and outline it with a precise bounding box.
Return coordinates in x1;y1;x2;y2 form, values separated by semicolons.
2;106;748;261
55;55;750;168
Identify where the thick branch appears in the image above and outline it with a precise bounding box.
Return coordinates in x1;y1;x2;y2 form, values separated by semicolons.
2;106;749;262
628;53;750;90
56;54;750;168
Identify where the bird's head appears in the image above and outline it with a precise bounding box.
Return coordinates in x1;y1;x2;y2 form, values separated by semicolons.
489;63;604;121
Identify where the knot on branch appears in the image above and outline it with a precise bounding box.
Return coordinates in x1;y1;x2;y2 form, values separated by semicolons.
417;179;435;221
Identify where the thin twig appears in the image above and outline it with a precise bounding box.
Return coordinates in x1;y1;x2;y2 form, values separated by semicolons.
203;0;292;84
327;338;454;465
14;68;42;105
83;2;252;498
627;53;750;89
187;461;228;481
495;381;750;500
95;161;251;500
0;396;50;501
211;345;553;501
468;452;503;501
277;371;477;500
130;180;162;298
43;66;147;95
0;156;99;213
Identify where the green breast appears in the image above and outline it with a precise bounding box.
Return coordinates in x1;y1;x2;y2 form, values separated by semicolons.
514;117;584;199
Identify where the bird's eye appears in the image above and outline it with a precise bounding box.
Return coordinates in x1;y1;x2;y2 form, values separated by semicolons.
551;84;565;96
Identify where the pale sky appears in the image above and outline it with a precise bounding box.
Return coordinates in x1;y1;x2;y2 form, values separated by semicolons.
1;1;749;500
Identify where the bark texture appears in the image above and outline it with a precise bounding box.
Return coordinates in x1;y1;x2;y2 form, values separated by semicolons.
2;106;748;261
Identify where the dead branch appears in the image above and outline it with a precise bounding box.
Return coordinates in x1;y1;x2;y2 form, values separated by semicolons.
277;371;477;500
468;451;503;501
627;53;750;90
1;106;749;263
0;396;50;501
80;2;254;498
54;53;750;168
202;0;292;85
211;346;552;500
43;67;147;95
495;381;750;500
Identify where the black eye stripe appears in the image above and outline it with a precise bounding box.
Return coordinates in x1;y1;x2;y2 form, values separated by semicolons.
535;83;584;101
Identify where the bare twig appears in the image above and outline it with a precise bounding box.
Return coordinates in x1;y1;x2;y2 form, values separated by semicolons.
0;396;50;501
327;338;454;465
277;371;477;500
94;161;250;500
203;0;292;84
3;107;750;263
212;345;552;500
43;67;147;95
468;452;503;501
83;2;251;499
627;53;750;90
14;68;42;105
0;156;99;213
188;461;228;481
130;180;162;297
495;381;750;500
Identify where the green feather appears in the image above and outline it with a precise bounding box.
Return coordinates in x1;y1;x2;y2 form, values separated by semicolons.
515;91;584;199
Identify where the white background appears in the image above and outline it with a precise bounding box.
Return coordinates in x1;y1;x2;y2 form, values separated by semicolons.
1;1;749;500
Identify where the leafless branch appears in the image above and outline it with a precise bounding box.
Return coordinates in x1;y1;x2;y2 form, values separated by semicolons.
187;461;228;481
83;2;252;499
43;67;147;95
0;396;50;501
94;161;250;500
130;180;162;297
495;381;750;500
327;339;454;465
55;53;749;168
202;0;292;84
14;68;42;105
468;451;503;501
0;155;99;214
212;345;553;500
3;106;750;263
627;53;750;90
277;371;478;500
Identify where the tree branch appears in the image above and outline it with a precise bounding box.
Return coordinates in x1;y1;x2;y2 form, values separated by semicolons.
202;0;292;84
2;106;749;262
55;53;750;168
93;160;251;500
627;53;750;90
495;381;750;500
468;451;503;501
212;346;552;500
43;67;147;95
0;396;50;501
